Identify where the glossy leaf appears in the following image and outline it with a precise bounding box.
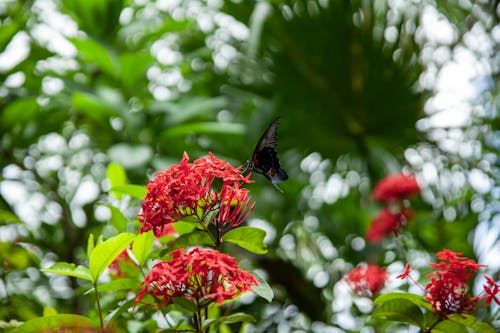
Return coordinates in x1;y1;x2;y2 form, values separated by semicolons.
162;231;215;256
70;37;119;77
89;233;136;281
132;230;154;265
221;226;267;254
373;292;432;311
41;262;92;282
447;314;496;333
372;298;425;329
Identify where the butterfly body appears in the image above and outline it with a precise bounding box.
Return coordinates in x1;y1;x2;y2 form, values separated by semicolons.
247;118;288;185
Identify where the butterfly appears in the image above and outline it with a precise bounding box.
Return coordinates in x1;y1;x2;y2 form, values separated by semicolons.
244;117;288;186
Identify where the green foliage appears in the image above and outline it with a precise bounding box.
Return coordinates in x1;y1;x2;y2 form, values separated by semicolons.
41;263;92;281
10;314;95;333
132;230;154;265
88;233;136;281
373;293;497;333
221;226;268;254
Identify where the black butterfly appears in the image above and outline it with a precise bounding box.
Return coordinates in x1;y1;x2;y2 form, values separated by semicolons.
245;117;288;185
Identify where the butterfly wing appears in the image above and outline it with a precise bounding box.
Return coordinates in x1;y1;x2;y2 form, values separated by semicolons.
251;118;288;184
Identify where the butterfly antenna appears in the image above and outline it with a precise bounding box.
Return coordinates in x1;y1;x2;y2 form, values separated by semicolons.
240;160;252;174
272;183;284;193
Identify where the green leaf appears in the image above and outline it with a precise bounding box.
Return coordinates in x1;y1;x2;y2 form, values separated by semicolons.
87;234;94;260
432;319;469;333
132;231;154;265
72;92;118;123
172;221;196;235
70;37;119;77
161;231;215;256
108;205;128;232
172;297;197;313
1;97;38;126
89;233;136;281
110;185;147;199
119;52;153;90
96;278;138;293
372;298;425;329
161;122;245;138
10;314;94;333
252;272;274;303
0;242;40;270
447;314;496;333
107;162;126;199
41;263;92;281
373;292;432;310
0;210;22;225
202;313;255;329
221;226;267;254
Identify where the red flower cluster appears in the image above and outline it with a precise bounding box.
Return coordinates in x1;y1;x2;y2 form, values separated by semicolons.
397;249;500;318
366;208;413;243
366;173;420;243
344;264;387;297
139;152;254;237
135;248;258;307
372;173;420;203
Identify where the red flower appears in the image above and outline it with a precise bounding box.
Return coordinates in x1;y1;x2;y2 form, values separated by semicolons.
396;264;413;280
139;152;254;237
483;275;500;306
135;248;258;308
344;264;387;297
366;208;413;243
372;173;420;203
424;250;485;318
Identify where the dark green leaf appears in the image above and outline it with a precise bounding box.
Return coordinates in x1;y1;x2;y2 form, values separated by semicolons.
221;226;267;254
373;292;432;311
172;297;197;313
372;299;425;329
1;97;38;126
70;37;119;77
162;231;215;255
202;313;255;329
41;263;92;281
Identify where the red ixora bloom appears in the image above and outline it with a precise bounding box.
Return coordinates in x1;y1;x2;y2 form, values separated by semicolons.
344;264;387;297
135;248;258;308
398;251;498;317
139;152;254;237
372;173;420;203
366;208;413;243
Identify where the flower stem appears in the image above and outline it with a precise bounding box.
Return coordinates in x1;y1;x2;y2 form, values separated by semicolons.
94;282;104;330
424;316;442;333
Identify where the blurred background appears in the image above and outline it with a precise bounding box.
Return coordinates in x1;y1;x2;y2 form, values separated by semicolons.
0;0;498;332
